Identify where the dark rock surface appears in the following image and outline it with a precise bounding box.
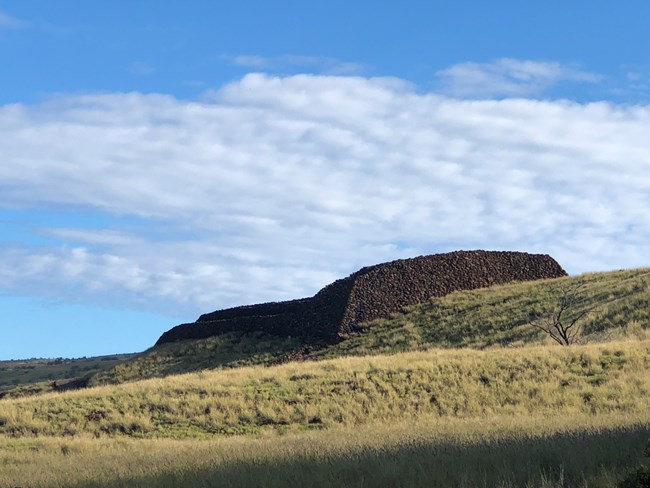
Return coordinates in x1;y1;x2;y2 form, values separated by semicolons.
155;250;567;346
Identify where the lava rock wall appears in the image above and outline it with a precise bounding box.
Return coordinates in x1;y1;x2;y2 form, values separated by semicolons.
155;250;567;345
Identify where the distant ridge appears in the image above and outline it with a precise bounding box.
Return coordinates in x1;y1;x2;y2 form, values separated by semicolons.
156;250;567;346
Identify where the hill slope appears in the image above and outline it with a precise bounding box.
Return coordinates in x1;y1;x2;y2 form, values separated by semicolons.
4;339;650;439
0;354;136;398
91;267;650;385
3;268;650;488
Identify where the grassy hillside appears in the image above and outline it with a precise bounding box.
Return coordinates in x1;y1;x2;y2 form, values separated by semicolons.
88;331;304;386
2;339;650;486
322;267;650;358
92;268;650;385
3;268;650;486
3;339;650;439
0;354;135;398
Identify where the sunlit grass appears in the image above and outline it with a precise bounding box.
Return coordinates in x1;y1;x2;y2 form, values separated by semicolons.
89;268;650;386
2;339;650;439
325;268;650;358
3;268;650;486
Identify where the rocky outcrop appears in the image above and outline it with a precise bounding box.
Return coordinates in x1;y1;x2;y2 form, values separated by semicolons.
155;250;567;346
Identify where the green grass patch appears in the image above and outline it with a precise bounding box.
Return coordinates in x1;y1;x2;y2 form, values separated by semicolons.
321;268;650;358
0;355;135;398
89;331;304;386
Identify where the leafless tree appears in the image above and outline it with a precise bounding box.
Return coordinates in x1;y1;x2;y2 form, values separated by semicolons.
531;281;597;346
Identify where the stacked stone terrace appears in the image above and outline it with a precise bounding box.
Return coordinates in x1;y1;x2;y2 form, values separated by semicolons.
156;250;567;345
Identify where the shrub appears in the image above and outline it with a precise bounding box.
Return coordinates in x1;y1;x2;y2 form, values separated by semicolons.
619;466;650;488
619;440;650;488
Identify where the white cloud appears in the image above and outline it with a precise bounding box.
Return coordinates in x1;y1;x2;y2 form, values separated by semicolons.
0;10;26;29
1;73;649;317
437;58;601;98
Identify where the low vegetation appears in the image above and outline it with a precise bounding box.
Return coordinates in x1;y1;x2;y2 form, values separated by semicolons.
2;340;649;439
325;268;650;358
1;413;648;487
619;438;650;488
0;354;135;398
88;331;303;386
2;267;650;486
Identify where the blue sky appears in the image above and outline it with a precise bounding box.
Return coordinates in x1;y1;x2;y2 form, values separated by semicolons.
1;1;650;359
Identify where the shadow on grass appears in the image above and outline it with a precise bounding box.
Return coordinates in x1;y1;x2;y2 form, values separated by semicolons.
64;425;649;488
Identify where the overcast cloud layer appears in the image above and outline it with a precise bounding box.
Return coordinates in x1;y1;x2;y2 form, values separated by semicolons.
1;72;649;316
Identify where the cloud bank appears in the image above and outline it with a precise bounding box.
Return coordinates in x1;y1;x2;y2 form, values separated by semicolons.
1;73;649;316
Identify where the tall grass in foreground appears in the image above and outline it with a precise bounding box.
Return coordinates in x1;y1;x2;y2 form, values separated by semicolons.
1;414;647;487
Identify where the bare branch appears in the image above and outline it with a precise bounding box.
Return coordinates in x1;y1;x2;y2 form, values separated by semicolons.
529;280;596;346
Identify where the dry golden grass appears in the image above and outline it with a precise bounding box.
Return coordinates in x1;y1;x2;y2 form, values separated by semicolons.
1;413;648;487
2;339;650;439
3;268;650;486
